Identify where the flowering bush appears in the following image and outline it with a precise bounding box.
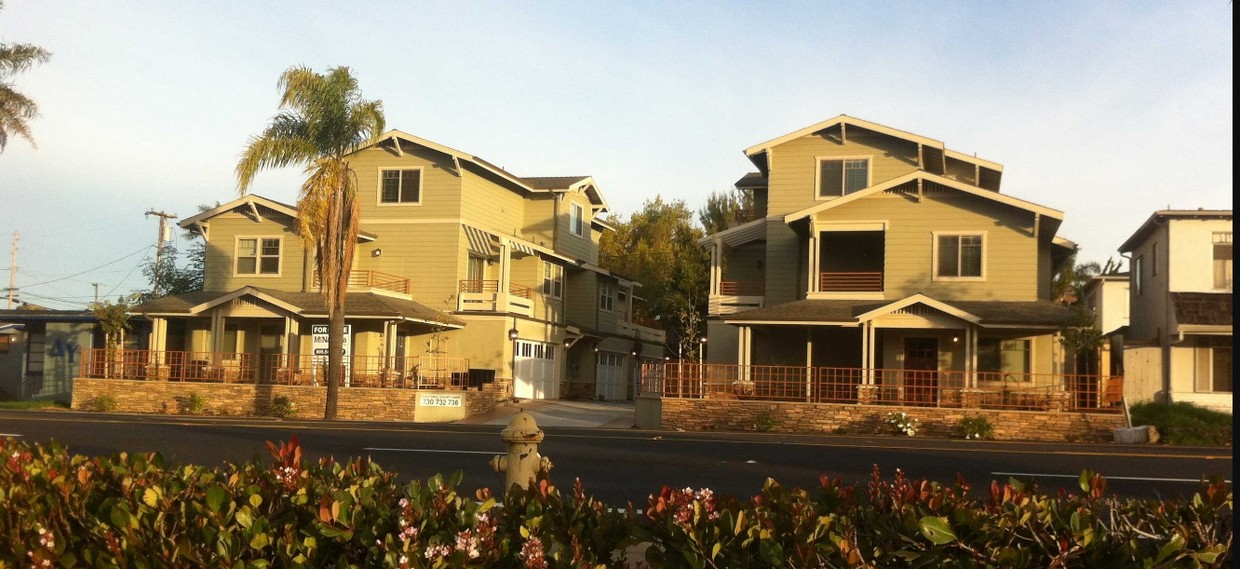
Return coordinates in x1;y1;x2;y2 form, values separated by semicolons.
957;415;995;440
885;411;919;436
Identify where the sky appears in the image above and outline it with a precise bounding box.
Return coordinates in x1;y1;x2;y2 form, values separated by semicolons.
0;1;1233;310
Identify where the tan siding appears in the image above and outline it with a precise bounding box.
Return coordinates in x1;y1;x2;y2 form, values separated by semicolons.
352;144;463;221
723;242;766;283
204;212;306;291
522;195;557;248
554;192;598;262
460;165;527;237
767;128;920;216
764;224;803;304
564;269;597;328
352;222;459;306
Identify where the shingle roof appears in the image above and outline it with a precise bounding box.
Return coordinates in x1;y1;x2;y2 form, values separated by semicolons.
734;172;767;189
1171;293;1233;327
134;288;465;327
520;176;591;190
723;298;1073;327
0;309;97;322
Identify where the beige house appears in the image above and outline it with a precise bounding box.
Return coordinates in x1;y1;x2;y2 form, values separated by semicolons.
1081;273;1130;379
127;131;664;401
690;115;1111;409
1118;210;1232;413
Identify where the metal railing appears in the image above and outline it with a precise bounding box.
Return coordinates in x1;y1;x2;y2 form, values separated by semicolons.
459;280;533;299
819;272;883;292
640;362;1124;413
315;270;410;294
719;280;765;296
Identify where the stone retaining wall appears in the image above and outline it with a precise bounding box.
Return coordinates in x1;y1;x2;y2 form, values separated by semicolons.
660;398;1127;442
72;378;500;423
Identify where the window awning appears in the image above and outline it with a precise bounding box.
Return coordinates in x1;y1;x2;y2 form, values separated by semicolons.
462;224;497;257
508;239;537;256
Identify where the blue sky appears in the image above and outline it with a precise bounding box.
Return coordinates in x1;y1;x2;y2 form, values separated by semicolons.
1;1;1232;309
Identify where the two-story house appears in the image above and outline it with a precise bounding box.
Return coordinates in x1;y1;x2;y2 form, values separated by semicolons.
1081;273;1130;378
695;115;1094;407
1118;210;1232;413
128;131;664;401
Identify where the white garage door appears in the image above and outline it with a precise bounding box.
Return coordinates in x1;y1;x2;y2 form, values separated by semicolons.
514;341;558;399
595;352;626;401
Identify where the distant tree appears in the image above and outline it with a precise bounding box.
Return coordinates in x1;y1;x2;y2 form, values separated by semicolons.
136;203;216;301
0;0;52;152
1053;258;1101;303
236;66;384;420
600;197;708;359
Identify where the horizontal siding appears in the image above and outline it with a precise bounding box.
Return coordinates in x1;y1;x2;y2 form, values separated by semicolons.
764;223;803;304
352;222;459;307
723;242;765;283
351;143;463;221
460;164;527;238
554;192;598;263
522;196;557;248
204;213;306;292
767;128;920;217
564;269;597;328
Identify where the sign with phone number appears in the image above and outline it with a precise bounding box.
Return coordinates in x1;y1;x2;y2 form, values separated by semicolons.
419;394;463;407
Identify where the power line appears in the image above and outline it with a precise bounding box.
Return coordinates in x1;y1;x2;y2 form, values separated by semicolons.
16;244;152;289
101;251;152;300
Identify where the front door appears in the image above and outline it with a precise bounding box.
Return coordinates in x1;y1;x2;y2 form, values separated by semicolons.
903;337;938;405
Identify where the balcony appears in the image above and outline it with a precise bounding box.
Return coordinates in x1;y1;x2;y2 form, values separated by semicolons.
457;280;534;316
616;311;667;344
709;280;764;316
314;270;410;295
819;271;883;292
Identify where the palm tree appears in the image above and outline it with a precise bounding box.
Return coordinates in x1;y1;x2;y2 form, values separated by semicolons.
0;0;52;153
236;66;384;419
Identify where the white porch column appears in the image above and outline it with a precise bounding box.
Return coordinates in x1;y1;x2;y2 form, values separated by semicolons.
968;325;979;388
498;241;512;310
865;322;878;385
709;241;721;295
860;322;870;385
807;228;819;293
805;327;814;402
210;310;225;357
148;317;166;366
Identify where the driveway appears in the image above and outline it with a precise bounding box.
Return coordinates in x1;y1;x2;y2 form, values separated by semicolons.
458;399;635;429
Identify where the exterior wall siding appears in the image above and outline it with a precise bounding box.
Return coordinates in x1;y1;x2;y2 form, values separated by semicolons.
351;144;463;222
204;213;306;292
766;128;920;217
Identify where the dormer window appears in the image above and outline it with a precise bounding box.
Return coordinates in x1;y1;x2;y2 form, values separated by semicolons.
379;168;421;204
817;158;869;198
570;203;585;237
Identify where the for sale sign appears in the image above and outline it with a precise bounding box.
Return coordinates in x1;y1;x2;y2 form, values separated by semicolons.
311;324;352;385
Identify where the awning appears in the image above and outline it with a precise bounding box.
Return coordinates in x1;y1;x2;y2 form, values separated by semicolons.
508;239;537;256
462;224;497;257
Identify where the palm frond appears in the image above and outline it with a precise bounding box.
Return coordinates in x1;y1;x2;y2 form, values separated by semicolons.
0;43;52;77
0;83;38;151
235;129;318;193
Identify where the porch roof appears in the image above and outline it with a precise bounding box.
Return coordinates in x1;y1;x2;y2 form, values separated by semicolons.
133;287;466;328
1172;292;1232;327
721;297;1072;328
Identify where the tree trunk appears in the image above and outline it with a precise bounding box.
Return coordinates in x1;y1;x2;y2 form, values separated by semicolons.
325;305;344;420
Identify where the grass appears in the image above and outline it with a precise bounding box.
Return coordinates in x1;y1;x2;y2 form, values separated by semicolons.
1130;401;1233;446
0;400;69;410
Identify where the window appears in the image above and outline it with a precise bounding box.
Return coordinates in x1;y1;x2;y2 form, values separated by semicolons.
1133;256;1144;295
379;168;421;204
599;281;614;312
934;233;983;279
543;262;564;299
237;237;280;275
978;338;1032;380
569;203;585;237
818;158;870;198
1151;242;1158;277
1195;346;1232;393
1214;232;1232;290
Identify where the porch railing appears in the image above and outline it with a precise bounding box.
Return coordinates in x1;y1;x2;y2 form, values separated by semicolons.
315;270;410;294
639;362;1124;413
719;280;765;296
819;272;883;292
459;280;533;299
81;349;471;389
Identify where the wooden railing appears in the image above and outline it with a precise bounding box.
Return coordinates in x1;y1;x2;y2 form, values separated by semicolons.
639;362;1124;413
820;272;883;292
459;280;533;299
315;270;410;294
719;280;765;296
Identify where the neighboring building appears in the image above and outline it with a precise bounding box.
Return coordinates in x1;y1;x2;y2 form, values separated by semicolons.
0;310;114;402
1118;210;1232;413
128;131;664;400
1082;273;1130;377
697;115;1097;406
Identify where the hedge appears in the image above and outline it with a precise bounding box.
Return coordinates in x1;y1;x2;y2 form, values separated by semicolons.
0;436;1231;568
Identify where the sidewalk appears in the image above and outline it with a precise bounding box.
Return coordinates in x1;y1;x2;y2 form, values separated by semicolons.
457;399;636;428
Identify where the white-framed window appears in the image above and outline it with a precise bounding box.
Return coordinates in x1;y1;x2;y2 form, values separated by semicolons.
599;281;614;312
569;202;585;237
543;262;564;299
1213;232;1232;290
1195;345;1232;393
816;157;870;198
236;237;281;276
933;232;984;280
978;338;1032;380
378;168;422;205
1133;255;1144;296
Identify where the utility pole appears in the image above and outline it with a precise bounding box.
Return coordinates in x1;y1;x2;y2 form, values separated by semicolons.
92;283;101;303
145;210;177;298
6;232;17;309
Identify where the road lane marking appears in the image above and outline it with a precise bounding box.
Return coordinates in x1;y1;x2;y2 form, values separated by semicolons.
365;447;494;455
992;472;1231;484
0;433;22;437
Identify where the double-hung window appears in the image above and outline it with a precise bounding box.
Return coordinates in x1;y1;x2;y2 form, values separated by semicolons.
237;237;280;275
1214;232;1232;290
379;168;421;204
818;158;870;198
934;233;984;279
569;203;585;237
543;262;564;299
599;281;614;312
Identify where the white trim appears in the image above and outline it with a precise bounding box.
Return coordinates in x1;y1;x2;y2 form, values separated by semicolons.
817;221;888;232
720;319;860;326
855;294;982;324
598;280;615;312
745;115;944;157
931;231;987;282
179;195;299;231
185;287;303;316
233;235;284;278
807;292;885;301
362;218;460;225
376;166;424;206
814;155;872;200
569;202;585;238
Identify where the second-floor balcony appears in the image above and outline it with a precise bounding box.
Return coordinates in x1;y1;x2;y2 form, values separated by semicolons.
616;310;667;344
457;280;534;316
819;272;883;292
709;280;765;316
314;270;410;295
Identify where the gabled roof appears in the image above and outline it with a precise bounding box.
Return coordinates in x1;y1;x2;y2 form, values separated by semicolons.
133;286;466;328
1117;209;1232;253
782;171;1063;224
178;194;376;242
520;175;610;212
698;217;767;248
722;296;1073;328
854;294;981;324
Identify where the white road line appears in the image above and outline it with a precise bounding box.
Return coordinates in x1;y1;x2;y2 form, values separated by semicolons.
0;433;22;438
364;447;495;455
992;472;1231;484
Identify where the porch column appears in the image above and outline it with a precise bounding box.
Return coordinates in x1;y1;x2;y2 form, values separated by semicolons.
210;310;225;359
739;326;752;382
805;327;814;402
149;317;167;364
965;325;977;388
709;241;721;296
384;320;399;368
807;225;819;293
865;322;878;384
498;240;512;310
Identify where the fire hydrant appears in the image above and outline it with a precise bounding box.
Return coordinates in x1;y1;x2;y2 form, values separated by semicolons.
490;410;553;493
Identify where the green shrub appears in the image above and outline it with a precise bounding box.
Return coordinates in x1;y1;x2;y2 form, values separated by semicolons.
957;415;995;440
269;395;294;418
884;411;919;436
0;438;1231;568
752;409;780;432
184;392;206;415
1131;401;1233;446
91;394;118;412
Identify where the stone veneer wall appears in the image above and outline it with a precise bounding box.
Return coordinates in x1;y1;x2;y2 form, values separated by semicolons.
660;399;1128;442
72;378;500;423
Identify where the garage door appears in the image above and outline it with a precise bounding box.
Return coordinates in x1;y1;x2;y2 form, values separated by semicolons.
514;340;558;399
595;352;626;401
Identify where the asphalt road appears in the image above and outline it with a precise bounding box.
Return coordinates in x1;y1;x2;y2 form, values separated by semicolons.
0;410;1230;506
